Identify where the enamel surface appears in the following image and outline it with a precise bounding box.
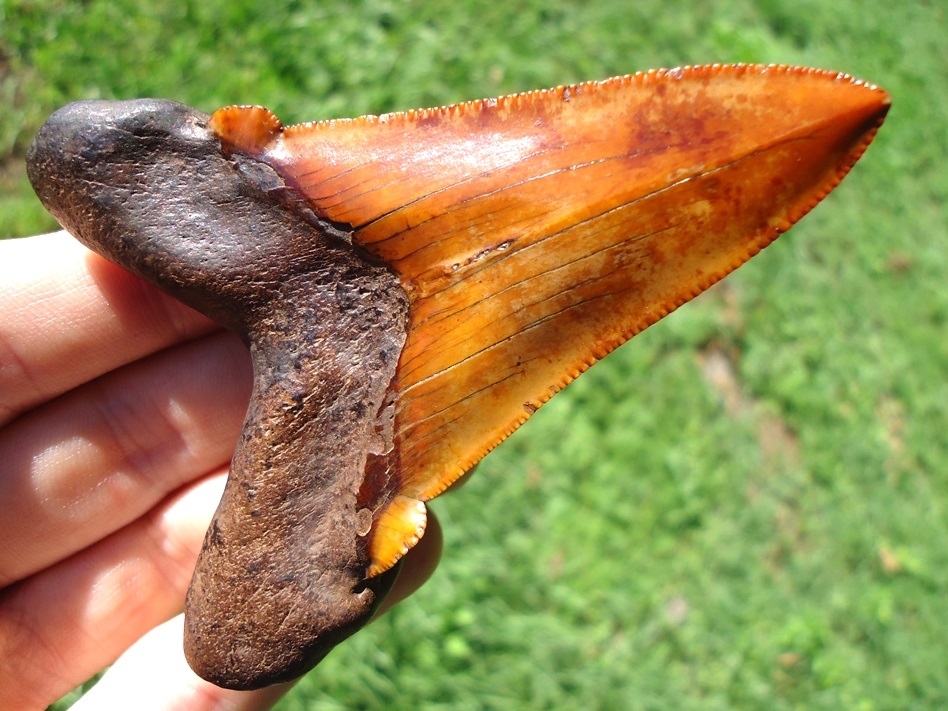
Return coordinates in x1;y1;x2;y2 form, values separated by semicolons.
211;65;889;576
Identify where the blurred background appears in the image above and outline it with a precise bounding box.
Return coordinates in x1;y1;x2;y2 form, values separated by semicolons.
2;1;946;708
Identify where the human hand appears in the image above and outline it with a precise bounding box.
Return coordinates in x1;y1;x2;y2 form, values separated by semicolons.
0;232;442;711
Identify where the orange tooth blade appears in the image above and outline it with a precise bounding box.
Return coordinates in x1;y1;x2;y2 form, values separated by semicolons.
210;64;889;575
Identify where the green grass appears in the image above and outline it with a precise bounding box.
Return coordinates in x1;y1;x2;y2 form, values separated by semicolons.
3;0;946;708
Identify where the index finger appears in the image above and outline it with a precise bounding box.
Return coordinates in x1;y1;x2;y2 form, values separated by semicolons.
0;232;219;426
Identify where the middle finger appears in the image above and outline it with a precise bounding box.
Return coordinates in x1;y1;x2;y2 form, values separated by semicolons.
0;330;250;586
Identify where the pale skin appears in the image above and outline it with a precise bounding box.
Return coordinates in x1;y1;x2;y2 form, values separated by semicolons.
0;231;442;711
